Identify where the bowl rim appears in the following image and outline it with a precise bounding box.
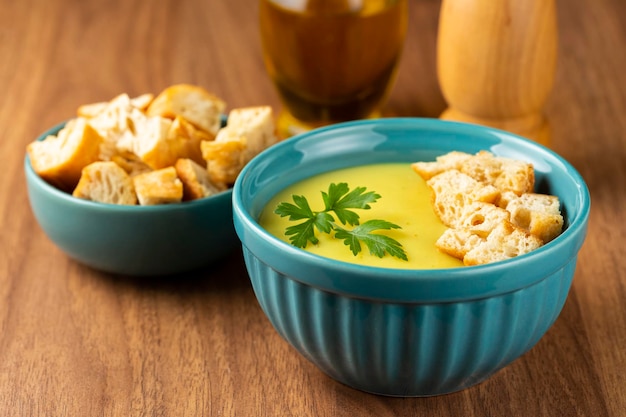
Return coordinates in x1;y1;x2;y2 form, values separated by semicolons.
233;117;591;302
24;121;233;212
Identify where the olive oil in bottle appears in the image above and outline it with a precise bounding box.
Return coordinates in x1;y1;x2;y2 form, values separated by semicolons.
259;0;408;136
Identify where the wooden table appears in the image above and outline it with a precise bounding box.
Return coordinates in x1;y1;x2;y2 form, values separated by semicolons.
2;0;625;415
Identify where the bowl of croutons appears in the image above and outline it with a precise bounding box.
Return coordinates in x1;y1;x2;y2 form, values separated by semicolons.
25;84;280;276
232;117;591;396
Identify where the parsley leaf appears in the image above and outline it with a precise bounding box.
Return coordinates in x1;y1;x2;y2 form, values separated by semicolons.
275;194;314;221
282;212;334;247
322;183;381;226
334;220;408;261
274;183;408;261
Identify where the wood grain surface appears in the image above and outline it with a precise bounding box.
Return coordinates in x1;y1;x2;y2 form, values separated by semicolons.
1;0;625;415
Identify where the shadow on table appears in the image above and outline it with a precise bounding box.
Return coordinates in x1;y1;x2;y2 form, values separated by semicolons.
82;247;251;297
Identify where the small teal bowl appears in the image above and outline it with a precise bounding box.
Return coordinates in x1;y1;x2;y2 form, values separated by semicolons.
25;122;238;276
232;118;590;397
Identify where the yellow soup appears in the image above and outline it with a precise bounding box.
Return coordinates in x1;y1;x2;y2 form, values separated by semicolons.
259;163;463;269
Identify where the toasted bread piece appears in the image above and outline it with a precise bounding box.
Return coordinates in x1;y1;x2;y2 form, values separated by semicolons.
463;221;544;266
133;167;183;205
503;193;564;242
457;201;511;238
146;84;226;135
116;111;211;170
110;154;153;177
77;93;154;118
201;106;277;186
201;139;246;188
459;151;534;195
81;93;138;132
27;118;104;192
72;161;137;205
174;158;224;201
411;151;473;180
417;150;558;265
77;101;108;118
427;170;501;204
427;170;501;227
129;93;155;111
496;190;519;209
414;150;534;195
435;228;484;260
82;94;146;161
115;115;174;169
167;116;214;165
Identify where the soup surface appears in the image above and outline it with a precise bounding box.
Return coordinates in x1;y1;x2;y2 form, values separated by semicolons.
259;163;463;269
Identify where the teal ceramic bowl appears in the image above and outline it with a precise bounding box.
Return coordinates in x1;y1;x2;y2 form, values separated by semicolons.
232;118;590;397
25;122;238;276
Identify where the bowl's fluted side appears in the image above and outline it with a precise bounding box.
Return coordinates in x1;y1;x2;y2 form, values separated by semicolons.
244;248;576;397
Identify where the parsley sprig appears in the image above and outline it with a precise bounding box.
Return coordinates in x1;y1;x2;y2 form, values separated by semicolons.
274;183;408;261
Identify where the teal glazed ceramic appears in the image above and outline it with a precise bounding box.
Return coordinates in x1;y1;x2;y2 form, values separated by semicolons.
25;122;237;276
232;118;591;396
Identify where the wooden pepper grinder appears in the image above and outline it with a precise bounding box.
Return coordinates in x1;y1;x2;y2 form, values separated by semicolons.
437;0;558;146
